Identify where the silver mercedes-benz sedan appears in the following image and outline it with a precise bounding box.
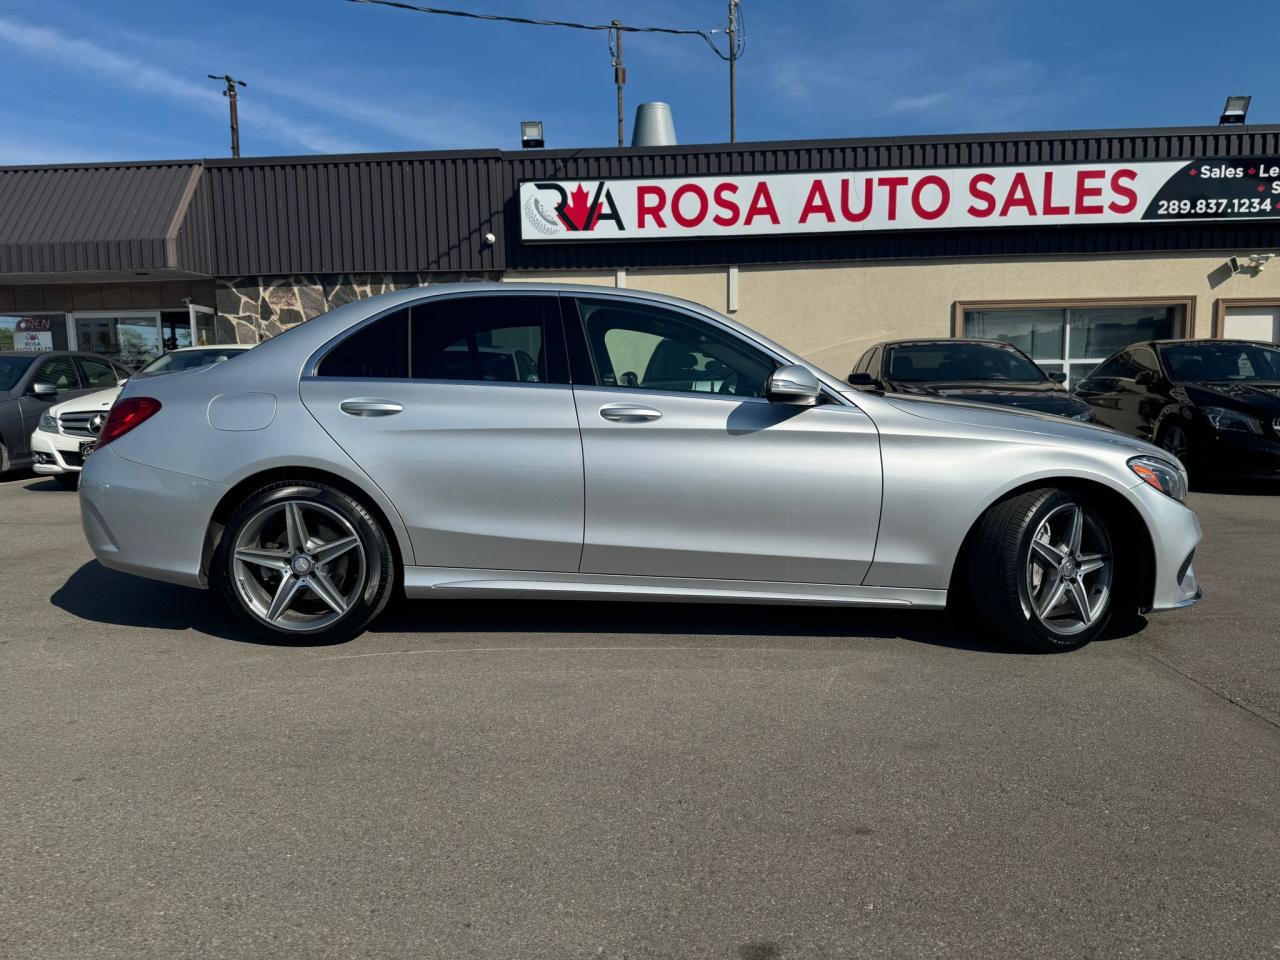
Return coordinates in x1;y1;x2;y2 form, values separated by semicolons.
78;283;1201;652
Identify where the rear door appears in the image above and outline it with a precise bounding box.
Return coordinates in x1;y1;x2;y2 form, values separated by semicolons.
300;294;585;572
565;295;882;585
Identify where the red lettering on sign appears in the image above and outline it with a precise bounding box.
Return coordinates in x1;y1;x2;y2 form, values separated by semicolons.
1041;171;1070;216
712;183;740;226
744;182;780;225
671;184;708;227
840;179;874;222
1075;170;1105;214
799;179;835;223
967;173;997;217
999;172;1036;217
911;175;949;220
880;176;909;220
637;186;667;228
1109;169;1138;214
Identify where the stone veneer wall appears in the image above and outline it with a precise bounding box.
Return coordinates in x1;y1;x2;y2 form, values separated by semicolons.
215;272;500;343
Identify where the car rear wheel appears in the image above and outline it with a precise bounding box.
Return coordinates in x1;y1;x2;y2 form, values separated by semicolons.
215;481;396;644
970;488;1117;652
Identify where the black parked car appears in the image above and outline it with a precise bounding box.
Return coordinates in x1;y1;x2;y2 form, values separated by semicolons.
0;351;131;475
1073;339;1280;476
847;338;1095;420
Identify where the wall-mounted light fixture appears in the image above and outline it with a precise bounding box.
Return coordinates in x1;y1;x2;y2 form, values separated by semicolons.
1220;96;1251;125
520;121;545;149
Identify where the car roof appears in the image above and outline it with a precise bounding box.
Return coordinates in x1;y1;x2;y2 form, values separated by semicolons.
1148;338;1275;346
0;350;109;359
873;338;1026;349
168;344;253;352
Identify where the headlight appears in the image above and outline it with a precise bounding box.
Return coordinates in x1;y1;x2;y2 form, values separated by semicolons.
37;412;59;433
1129;456;1188;502
1202;405;1261;434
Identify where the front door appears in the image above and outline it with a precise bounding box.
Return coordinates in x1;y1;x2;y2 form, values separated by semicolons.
299;294;584;572
566;296;882;585
72;313;163;371
14;354;89;460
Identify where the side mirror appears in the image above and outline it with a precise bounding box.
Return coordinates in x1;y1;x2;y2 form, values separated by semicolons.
1134;370;1158;387
766;363;821;406
845;371;883;390
117;378;129;387
1048;371;1067;384
30;382;58;398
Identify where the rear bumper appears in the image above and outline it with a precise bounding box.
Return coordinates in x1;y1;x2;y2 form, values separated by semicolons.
79;446;226;588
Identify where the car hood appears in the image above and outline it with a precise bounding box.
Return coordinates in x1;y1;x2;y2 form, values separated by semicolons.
890;379;1089;414
48;386;121;416
1181;380;1280;413
881;393;1165;457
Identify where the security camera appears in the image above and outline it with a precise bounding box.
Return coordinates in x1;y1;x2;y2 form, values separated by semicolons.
483;232;497;245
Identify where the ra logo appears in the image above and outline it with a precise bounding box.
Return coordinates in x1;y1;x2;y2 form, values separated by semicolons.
527;182;625;233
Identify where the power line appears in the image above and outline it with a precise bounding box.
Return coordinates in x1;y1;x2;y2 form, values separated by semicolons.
343;0;746;144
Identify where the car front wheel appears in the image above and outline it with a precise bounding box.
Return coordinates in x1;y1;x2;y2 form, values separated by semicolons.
215;481;396;644
970;488;1118;652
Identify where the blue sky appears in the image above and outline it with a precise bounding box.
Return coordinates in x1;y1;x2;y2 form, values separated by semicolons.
0;0;1270;165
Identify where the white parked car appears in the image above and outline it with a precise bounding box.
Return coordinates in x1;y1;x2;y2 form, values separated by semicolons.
32;345;251;488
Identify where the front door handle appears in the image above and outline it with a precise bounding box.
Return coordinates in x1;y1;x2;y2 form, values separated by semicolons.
340;398;404;417
599;403;662;423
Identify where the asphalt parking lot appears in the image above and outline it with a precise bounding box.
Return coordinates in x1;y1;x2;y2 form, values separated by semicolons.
2;473;1278;960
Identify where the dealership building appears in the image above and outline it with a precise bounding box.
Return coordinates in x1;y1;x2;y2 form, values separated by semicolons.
2;122;1280;381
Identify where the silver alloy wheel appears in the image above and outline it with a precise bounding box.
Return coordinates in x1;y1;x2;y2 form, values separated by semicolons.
1160;424;1189;463
231;499;367;632
1024;503;1113;637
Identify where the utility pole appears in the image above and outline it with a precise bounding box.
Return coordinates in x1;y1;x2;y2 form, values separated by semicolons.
207;74;247;157
610;21;625;147
728;1;738;142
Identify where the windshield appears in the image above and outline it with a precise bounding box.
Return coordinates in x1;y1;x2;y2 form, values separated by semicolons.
133;347;245;379
884;342;1047;383
1161;342;1280;382
0;355;35;391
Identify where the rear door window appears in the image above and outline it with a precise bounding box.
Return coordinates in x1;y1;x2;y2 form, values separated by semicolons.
410;296;565;384
317;309;409;379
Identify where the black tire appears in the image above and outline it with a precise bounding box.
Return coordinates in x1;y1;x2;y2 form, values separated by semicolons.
53;472;79;490
0;440;8;476
969;487;1117;653
214;481;396;644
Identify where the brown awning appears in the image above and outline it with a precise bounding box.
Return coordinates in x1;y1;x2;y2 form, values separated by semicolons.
0;161;210;282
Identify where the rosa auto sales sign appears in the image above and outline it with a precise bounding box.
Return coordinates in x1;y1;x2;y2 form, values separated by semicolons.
519;159;1280;242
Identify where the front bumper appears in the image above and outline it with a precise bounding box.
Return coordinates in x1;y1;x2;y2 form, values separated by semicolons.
1124;479;1202;612
1198;429;1280;477
29;429;91;475
79;446;228;588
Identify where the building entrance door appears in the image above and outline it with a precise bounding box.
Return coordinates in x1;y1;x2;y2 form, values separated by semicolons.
1222;305;1280;343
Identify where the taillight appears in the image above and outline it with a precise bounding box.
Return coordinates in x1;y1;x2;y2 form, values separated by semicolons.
97;397;162;448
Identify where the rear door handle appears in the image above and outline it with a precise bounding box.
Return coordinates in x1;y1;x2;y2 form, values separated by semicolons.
599;403;662;423
340;398;403;417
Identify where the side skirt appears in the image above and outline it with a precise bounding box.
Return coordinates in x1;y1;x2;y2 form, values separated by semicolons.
402;567;947;609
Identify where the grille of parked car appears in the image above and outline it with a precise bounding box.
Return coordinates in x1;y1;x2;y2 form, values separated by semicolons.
57;411;99;439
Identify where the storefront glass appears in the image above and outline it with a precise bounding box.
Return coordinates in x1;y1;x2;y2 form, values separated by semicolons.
74;315;163;370
964;304;1178;386
0;314;69;352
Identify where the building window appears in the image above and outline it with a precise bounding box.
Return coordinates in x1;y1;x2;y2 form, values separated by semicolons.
0;314;69;352
961;302;1183;386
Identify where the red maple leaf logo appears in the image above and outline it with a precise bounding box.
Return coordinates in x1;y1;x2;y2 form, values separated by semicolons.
558;184;600;231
